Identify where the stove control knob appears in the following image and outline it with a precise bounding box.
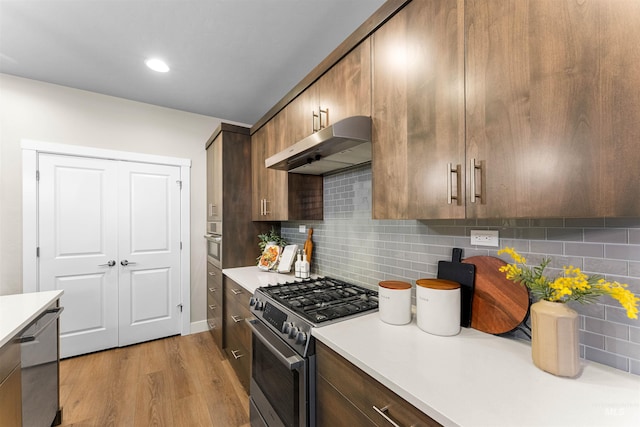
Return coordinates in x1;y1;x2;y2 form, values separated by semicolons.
282;322;294;335
249;297;257;307
295;331;307;345
288;326;299;339
256;300;264;310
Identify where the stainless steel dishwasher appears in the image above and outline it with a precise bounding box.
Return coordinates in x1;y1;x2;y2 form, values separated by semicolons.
18;304;63;427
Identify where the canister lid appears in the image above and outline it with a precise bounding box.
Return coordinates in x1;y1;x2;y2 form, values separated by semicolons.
416;278;460;290
379;280;412;290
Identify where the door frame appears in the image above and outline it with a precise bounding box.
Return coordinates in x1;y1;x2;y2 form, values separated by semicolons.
22;139;192;336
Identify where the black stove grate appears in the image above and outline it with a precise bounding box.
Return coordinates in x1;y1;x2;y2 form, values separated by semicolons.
262;277;378;324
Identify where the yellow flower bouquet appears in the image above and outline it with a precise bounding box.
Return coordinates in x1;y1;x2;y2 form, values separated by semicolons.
497;247;639;319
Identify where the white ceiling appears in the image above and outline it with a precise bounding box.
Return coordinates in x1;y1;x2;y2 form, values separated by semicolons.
0;0;386;125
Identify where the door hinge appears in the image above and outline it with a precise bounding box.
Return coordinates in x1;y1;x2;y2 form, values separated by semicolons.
36;247;40;257
36;170;40;181
177;303;183;312
180;241;182;250
176;180;182;189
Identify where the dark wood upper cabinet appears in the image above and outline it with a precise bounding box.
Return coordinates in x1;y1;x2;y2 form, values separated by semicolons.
252;0;640;220
465;0;640;218
372;0;465;219
251;117;323;222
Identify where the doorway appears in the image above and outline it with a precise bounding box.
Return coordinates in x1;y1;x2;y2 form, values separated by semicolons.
22;141;191;358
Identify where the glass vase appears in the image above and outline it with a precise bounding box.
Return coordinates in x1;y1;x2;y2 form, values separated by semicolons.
530;299;581;377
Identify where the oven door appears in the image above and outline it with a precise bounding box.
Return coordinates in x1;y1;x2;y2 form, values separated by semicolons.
247;319;313;427
204;233;222;268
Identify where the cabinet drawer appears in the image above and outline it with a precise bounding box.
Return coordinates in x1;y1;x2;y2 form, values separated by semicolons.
224;330;251;392
225;296;252;350
207;263;223;295
317;374;375;427
0;340;20;382
317;342;440;427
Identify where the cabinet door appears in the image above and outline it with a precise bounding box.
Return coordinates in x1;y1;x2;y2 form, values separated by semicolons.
251;120;288;221
465;0;640;218
206;133;223;222
284;84;319;147
372;0;465;219
317;38;372;127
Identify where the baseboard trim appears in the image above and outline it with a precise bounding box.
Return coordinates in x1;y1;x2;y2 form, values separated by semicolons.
189;320;209;334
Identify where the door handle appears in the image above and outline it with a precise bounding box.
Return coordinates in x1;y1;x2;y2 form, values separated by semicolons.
120;260;137;266
98;260;116;267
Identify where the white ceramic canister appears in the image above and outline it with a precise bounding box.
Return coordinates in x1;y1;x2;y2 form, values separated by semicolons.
378;281;412;325
416;279;461;336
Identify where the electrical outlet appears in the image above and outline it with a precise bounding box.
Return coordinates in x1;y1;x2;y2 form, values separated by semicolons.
299;225;306;233
470;230;499;247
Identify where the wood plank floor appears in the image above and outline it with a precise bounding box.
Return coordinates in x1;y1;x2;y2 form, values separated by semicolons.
58;332;250;427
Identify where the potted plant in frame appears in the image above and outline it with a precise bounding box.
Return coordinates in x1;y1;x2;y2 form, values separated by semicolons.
498;247;639;377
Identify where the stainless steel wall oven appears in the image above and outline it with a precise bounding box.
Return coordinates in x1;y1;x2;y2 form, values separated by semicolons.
248;277;378;427
205;221;222;268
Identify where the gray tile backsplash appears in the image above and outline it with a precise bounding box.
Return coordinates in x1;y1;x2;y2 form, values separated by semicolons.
281;164;640;375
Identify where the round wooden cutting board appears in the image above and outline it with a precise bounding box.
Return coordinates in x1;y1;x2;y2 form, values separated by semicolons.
462;256;530;334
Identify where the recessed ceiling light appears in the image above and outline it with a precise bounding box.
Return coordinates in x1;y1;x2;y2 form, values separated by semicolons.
145;58;170;73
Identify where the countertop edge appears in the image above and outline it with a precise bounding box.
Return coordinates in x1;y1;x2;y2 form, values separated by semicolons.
312;312;640;427
0;290;64;348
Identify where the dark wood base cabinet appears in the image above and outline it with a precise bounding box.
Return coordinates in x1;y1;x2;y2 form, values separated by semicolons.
206;263;223;348
316;341;441;427
223;277;252;393
0;341;22;427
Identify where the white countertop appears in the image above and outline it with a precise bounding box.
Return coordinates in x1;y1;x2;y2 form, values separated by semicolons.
313;312;640;427
222;265;314;294
223;267;640;426
0;290;64;347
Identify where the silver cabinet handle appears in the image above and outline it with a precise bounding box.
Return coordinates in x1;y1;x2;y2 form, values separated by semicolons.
208;322;216;329
470;158;483;203
209;304;217;310
231;315;243;323
447;163;460;205
98;260;116;267
208;287;216;293
231;349;244;359
231;288;243;295
312;110;320;132
319;107;329;129
120;260;137;266
208;271;216;276
373;405;402;427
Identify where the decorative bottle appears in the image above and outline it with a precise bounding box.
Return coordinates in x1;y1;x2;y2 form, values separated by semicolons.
301;253;310;279
294;251;302;278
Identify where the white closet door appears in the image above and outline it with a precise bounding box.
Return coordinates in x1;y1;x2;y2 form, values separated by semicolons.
38;154;119;358
117;161;182;346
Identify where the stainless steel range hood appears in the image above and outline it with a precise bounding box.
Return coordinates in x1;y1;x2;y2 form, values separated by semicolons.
265;116;371;175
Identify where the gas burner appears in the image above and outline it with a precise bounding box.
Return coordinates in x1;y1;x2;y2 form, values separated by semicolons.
260;277;378;325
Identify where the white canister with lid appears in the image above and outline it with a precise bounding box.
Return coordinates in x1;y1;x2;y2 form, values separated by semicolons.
416;278;461;336
378;281;412;325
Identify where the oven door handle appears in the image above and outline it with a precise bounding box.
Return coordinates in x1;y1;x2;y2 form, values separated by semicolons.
203;233;222;243
247;318;305;370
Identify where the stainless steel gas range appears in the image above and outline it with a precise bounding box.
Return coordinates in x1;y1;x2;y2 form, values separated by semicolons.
247;277;378;427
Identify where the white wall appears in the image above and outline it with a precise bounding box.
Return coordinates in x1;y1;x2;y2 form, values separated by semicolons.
0;73;244;324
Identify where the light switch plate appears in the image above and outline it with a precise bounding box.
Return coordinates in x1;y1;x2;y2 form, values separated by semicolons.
470;230;499;247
